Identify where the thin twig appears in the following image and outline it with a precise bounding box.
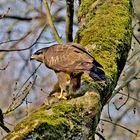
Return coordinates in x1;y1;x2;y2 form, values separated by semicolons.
0;109;10;133
0;109;4;125
4;121;14;126
15;63;41;97
110;70;140;102
0;24;47;52
5;76;37;115
0;39;20;45
0;122;10;133
126;33;140;61
0;15;33;21
107;102;112;121
65;0;74;42
35;41;55;44
42;0;62;43
116;84;130;110
0;62;9;70
133;32;140;45
0;8;10;19
0;39;54;46
4;64;41;114
108;102;134;139
118;92;140;103
95;131;106;140
100;119;137;136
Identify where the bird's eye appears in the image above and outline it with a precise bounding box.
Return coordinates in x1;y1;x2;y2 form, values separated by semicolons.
35;51;42;55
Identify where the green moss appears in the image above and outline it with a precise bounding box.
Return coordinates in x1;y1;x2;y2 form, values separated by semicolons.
74;0;132;104
4;0;132;139
75;0;132;80
52;101;73;115
4;101;85;139
78;0;97;17
4;91;101;139
30;119;69;139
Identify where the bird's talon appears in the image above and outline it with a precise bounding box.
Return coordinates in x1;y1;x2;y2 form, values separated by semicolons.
58;95;67;100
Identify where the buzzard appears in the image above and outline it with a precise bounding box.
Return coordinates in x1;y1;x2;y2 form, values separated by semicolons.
30;43;106;99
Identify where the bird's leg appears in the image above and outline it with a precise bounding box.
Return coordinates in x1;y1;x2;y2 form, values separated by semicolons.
68;72;83;98
58;88;67;100
57;72;68;100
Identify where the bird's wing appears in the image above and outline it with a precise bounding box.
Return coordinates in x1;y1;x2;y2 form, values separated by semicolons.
71;44;103;68
43;44;94;72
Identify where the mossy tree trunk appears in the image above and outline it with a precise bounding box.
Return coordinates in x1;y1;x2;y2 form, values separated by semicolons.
3;0;132;139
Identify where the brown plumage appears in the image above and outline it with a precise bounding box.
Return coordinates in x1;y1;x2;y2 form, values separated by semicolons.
30;43;106;99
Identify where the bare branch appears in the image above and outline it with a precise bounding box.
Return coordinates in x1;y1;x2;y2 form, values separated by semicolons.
0;122;10;133
108;101;135;139
0;25;47;52
0;15;33;21
133;32;140;45
4;64;41;115
114;84;130;110
65;0;74;42
4;77;37;115
110;70;140;101
0;63;9;70
95;131;106;140
42;0;62;43
118;92;140;103
0;39;21;45
100;119;137;136
0;8;10;19
107;103;112;121
0;109;10;133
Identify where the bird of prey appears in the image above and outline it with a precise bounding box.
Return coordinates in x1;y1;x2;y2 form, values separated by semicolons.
30;43;106;99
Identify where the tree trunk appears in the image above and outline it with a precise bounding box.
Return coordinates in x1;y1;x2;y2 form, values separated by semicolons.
3;0;132;139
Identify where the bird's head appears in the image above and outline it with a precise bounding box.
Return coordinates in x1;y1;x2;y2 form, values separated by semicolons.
30;49;45;62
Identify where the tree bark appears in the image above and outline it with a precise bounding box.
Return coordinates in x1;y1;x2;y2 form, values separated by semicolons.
3;0;132;139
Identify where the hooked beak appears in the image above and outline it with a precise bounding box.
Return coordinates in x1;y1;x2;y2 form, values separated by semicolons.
30;54;36;60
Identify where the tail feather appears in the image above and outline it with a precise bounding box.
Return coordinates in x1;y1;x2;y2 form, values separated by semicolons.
92;60;103;68
89;66;107;81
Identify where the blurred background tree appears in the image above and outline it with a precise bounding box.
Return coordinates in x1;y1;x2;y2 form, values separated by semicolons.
0;0;139;139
